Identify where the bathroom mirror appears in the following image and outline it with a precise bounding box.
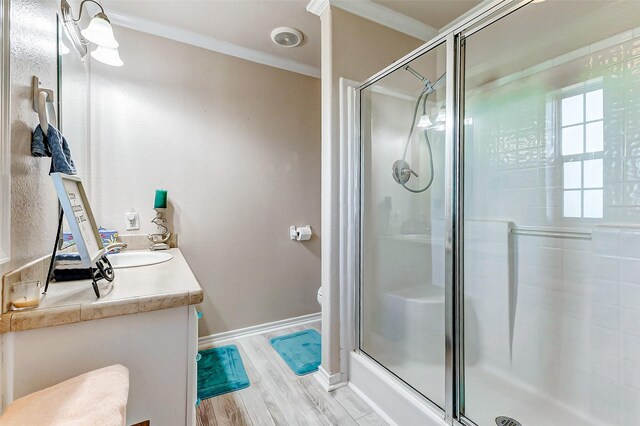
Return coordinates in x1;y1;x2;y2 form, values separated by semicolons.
57;15;90;192
0;0;8;265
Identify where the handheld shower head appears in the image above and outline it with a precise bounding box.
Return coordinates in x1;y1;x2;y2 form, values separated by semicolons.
394;66;447;194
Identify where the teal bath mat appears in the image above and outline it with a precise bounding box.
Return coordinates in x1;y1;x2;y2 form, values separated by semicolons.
270;329;321;375
197;345;250;400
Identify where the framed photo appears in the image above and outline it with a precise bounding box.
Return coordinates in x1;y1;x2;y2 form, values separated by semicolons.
51;173;104;268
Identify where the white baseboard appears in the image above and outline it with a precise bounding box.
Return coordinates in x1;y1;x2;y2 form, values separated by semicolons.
314;365;347;391
198;312;321;349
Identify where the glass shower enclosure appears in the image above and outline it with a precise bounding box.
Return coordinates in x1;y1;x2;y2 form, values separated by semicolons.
358;0;640;425
360;41;448;409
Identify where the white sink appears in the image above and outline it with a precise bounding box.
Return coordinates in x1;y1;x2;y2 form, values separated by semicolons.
107;251;174;269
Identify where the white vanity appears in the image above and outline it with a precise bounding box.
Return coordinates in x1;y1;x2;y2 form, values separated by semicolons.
1;249;202;426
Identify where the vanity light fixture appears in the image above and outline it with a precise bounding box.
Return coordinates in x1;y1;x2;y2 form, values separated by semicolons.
61;0;123;67
90;46;124;67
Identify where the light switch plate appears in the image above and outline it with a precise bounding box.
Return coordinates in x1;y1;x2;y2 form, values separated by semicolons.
125;211;140;231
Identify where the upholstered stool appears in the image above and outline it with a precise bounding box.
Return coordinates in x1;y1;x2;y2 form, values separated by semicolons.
0;364;130;426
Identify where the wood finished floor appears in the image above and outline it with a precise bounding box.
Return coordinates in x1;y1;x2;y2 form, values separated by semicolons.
196;323;387;426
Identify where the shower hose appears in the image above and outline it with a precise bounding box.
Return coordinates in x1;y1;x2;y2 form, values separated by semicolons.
399;73;445;194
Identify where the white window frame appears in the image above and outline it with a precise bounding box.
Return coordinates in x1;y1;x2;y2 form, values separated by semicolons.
0;0;10;265
558;79;604;220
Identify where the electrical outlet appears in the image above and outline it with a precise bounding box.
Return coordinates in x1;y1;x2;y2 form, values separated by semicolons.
125;211;140;231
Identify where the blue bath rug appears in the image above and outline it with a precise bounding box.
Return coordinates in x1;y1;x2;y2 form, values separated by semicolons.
270;329;321;375
197;345;250;400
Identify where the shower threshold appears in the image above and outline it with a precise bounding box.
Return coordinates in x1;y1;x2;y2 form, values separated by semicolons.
352;344;603;426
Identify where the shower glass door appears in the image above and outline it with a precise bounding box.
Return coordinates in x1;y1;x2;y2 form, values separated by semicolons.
461;0;640;425
360;41;448;408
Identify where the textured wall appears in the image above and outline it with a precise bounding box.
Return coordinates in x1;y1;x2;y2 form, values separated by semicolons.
2;0;85;414
8;0;60;272
5;0;88;275
90;27;321;336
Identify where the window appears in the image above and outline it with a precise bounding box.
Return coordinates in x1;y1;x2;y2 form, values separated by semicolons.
560;86;604;219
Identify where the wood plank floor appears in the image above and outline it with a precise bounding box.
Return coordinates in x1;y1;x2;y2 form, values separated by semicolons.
196;323;388;426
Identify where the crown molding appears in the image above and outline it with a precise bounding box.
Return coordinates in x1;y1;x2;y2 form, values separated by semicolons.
330;0;438;41
306;0;329;16
108;11;320;78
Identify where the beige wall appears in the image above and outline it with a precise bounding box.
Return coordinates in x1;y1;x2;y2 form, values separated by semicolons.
90;27;321;336
331;8;423;83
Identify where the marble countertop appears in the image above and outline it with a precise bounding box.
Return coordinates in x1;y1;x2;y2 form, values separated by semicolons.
0;249;203;333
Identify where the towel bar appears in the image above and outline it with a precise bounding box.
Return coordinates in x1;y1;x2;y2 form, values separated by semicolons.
510;226;592;240
32;75;55;133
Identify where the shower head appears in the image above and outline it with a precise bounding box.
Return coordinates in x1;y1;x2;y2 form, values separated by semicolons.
394;67;447;194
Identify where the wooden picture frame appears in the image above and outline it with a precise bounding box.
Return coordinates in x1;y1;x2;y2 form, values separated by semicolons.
51;173;104;268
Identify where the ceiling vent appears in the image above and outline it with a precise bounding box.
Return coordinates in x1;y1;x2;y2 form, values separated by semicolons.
271;27;303;48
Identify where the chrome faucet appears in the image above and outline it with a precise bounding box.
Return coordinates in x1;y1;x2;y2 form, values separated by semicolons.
104;242;127;252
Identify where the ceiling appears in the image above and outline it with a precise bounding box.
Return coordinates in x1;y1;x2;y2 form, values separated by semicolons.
372;0;483;29
102;0;321;68
101;0;482;75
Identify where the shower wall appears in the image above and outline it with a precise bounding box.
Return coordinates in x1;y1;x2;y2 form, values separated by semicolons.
463;16;640;425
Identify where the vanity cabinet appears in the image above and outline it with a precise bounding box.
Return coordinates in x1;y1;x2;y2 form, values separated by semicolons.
2;305;199;425
0;249;202;425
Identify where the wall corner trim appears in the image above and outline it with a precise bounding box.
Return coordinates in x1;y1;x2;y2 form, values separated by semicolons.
306;0;330;16
330;0;438;41
314;365;347;391
108;12;320;79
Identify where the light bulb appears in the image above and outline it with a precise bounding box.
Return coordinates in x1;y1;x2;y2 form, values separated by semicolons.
417;115;433;129
81;13;119;48
91;46;123;67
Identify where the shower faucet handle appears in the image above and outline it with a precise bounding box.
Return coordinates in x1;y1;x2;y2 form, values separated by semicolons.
392;159;419;185
405;167;419;178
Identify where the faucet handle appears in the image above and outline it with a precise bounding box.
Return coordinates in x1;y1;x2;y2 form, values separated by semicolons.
104;242;127;252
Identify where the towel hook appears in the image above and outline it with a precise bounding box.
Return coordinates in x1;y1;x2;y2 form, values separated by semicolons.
32;76;55;134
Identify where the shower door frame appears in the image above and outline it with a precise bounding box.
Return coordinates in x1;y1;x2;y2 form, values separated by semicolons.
353;1;535;424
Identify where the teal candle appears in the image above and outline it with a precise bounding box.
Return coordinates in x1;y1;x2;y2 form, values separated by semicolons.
154;189;168;209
